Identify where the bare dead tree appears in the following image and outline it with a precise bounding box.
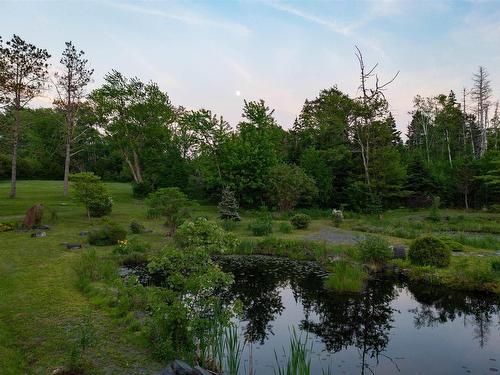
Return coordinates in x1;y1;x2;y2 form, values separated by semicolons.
471;66;492;156
54;41;93;197
351;46;399;189
0;35;50;197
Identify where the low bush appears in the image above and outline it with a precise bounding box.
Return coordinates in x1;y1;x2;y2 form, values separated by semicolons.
174;218;239;254
129;220;145;234
248;217;273;236
0;222;16;232
408;235;451;268
324;261;367;293
331;209;344;227
449;258;497;290
439;236;465;252
358;236;392;265
220;219;238;232
492;259;500;273
278;222;293;234
88;222;127;246
290;213;311;229
113;238;151;255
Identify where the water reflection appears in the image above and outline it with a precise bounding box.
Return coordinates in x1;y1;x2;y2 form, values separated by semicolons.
215;255;500;374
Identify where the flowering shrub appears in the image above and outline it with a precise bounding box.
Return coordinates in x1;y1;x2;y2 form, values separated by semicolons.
113;238;150;255
0;222;16;232
331;209;344;227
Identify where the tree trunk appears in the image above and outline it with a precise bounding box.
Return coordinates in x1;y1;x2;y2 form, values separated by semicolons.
445;130;452;167
9;107;20;198
63;112;73;197
132;150;143;183
464;188;469;210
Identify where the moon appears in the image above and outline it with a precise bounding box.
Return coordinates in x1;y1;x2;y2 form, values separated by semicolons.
235;90;241;97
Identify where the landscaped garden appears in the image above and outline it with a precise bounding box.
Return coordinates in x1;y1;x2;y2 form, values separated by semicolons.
1;180;499;374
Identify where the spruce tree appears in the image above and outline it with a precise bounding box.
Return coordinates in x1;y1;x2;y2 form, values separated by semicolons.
218;187;241;221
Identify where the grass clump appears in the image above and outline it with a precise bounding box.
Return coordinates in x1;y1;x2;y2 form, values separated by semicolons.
290;213;311;229
324;261;367;293
129;220;145;234
439;236;464;252
248;216;273;236
409;235;451;268
73;249;117;292
278;221;294;233
274;328;312;375
88;222;127;246
357;235;392;265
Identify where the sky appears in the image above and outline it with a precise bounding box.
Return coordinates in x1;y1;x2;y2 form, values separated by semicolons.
1;0;500;134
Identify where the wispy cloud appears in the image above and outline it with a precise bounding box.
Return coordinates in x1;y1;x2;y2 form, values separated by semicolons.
103;1;251;36
263;0;353;36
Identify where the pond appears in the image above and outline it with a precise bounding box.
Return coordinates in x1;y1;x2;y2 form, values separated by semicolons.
215;255;500;375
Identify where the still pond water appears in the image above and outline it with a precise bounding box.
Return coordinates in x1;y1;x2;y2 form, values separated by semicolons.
215;255;500;375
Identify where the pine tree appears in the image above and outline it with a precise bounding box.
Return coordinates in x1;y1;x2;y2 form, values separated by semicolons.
218;187;241;221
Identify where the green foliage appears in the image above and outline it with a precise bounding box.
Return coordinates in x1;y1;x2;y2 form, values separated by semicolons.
331;209;343;227
409;235;451;268
146;188;190;230
73;249;117;292
357;235;392;265
70;172;113;218
248;216;273;236
278;221;294;233
113;237;150;255
67;309;96;373
174;218;239;254
0;221;16;232
266;164;318;211
439;236;464;252
146;245;233;361
492;259;500;273
129;219;145;234
88;222;127;246
324;261;367;293
220;219;239;231
427;196;441;222
290;213;311;229
274;328;312;375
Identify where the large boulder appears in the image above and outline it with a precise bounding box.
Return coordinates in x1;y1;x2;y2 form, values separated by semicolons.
22;204;44;230
392;245;406;260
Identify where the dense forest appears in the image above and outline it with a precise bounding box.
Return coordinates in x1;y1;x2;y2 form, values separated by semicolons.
1;35;499;211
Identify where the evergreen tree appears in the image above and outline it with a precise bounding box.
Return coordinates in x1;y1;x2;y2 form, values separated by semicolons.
218;187;241;221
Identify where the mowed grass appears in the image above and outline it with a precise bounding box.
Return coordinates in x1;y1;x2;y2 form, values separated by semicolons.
0;180;165;375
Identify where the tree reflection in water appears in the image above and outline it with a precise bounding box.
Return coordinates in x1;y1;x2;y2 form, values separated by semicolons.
215;255;500;374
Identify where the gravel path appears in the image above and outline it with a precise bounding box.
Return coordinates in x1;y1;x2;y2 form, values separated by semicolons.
306;228;365;245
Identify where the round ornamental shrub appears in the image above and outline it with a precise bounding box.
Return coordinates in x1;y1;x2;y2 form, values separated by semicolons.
290;213;311;229
408;235;451;268
88;195;113;217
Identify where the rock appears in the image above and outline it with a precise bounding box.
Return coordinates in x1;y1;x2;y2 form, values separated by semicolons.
192;366;211;375
392;245;406;260
66;243;82;250
31;231;46;238
171;360;193;375
79;231;89;236
22;204;44;229
35;224;50;230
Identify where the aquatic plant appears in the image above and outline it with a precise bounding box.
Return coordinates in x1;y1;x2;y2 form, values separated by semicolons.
324;261;367;293
274;328;312;375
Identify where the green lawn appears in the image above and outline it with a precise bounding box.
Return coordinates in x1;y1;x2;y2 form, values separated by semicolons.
1;180;499;374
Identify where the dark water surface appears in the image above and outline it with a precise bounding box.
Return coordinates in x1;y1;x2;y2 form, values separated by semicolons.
215;255;500;375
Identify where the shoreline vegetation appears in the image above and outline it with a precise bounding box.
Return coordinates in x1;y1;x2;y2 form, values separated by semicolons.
0;180;499;374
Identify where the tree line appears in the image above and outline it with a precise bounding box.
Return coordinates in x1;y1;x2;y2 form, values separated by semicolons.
0;34;499;211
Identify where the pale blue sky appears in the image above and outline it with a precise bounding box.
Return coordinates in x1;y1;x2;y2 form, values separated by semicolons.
1;0;499;132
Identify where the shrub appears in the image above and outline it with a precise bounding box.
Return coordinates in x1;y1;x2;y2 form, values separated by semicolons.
113;238;150;255
88;222;127;246
132;180;156;199
174;218;239;254
129;220;145;234
331;209;343;227
146;188;191;232
71;172;113;218
492;259;500;273
426;196;441;222
324;261;367;293
248;216;273;236
221;219;238;231
0;222;16;232
278;222;293;234
290;213;311;229
358;236;392;265
408;235;451;268
439;236;465;252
